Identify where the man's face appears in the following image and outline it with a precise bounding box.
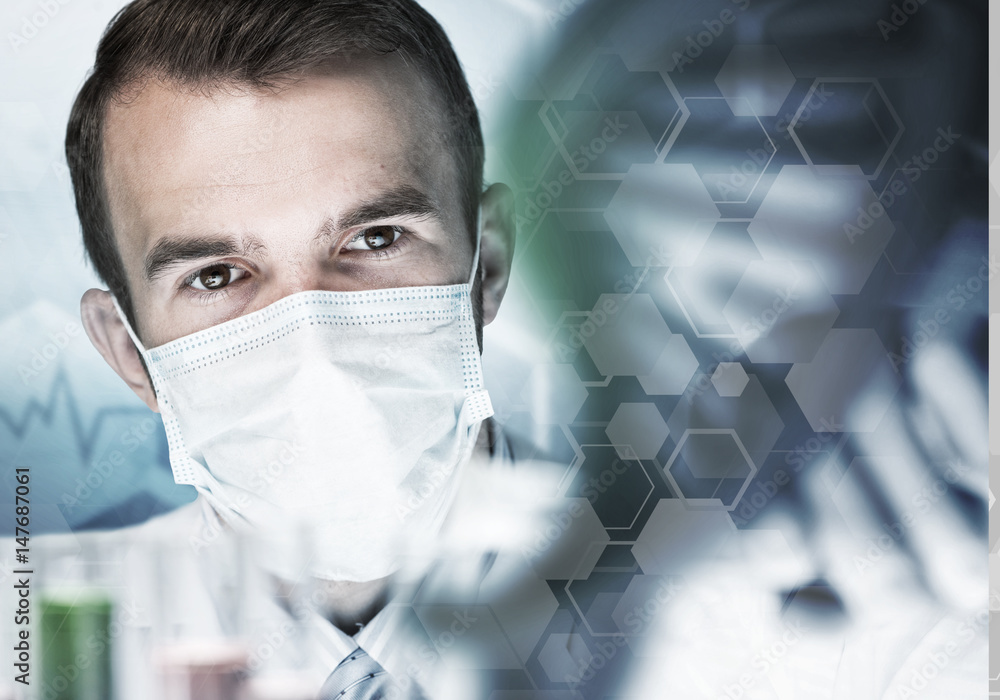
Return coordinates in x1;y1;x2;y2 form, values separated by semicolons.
102;54;473;347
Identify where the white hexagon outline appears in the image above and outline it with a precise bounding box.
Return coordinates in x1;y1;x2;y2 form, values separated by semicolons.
544;286;667;382
591;61;686;164
662;240;757;339
634;327;705;397
661;428;758;511
541;310;615;387
537;49;612;150
511;137;571;199
540;99;570;143
787;78;904;181
511;177;585;268
481;600;544;670
563;539;646;638
544;98;632;183
720;257;835;356
417;601;528;668
605;403;671;463
525;425;586;495
558;444;655;531
652;69;688;158
657;96;777;205
606;165;722;274
538;51;687;183
714;45;798;121
516;207;659;301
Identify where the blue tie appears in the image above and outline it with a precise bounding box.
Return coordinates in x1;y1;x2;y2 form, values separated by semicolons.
317;647;423;700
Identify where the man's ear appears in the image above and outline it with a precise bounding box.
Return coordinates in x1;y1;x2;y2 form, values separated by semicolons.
478;182;516;325
80;289;159;413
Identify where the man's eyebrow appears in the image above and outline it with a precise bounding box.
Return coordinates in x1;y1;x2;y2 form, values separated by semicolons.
320;185;441;240
144;235;266;282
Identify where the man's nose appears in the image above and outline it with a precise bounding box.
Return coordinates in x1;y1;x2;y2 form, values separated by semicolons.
259;259;359;308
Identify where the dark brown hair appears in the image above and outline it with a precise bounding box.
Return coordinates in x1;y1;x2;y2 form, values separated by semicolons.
65;0;484;332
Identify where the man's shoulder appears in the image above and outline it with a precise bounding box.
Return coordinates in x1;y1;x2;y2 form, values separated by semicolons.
27;497;208;548
122;496;209;539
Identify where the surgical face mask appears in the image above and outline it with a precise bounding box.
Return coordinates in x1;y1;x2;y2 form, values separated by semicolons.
114;217;493;582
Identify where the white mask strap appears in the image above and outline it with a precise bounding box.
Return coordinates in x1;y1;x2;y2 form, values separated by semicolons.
110;295;149;356
468;206;483;289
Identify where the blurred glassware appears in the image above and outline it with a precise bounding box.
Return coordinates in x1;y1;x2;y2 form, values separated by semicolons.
35;538;118;700
140;529;251;700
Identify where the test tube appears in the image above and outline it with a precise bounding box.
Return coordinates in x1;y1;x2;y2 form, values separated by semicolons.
146;530;251;700
35;538;118;700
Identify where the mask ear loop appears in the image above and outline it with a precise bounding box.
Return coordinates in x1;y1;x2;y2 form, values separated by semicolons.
461;204;494;417
108;293;232;500
110;295;150;356
468;206;483;289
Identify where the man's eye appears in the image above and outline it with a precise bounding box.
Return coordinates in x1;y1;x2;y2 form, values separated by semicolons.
188;263;248;291
345;225;403;251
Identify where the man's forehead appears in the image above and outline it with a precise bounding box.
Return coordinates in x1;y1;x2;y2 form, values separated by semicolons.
101;55;455;260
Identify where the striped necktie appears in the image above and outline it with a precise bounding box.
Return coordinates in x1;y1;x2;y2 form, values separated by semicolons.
317;647;423;700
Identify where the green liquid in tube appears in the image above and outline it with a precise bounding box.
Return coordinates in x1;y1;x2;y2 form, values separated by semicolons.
39;591;113;700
